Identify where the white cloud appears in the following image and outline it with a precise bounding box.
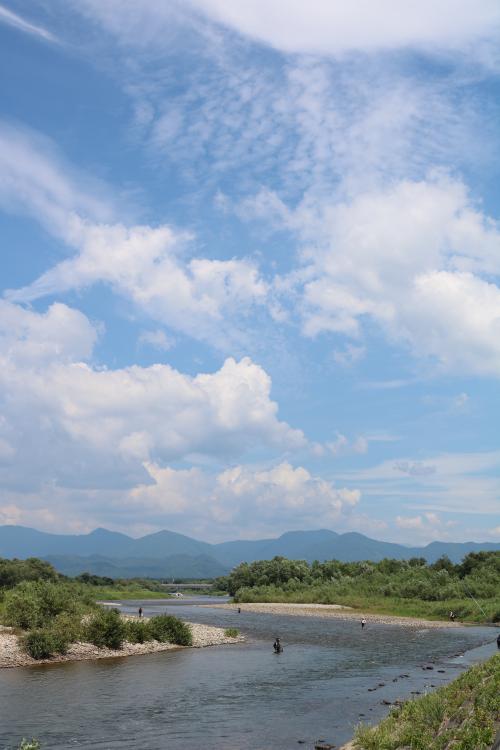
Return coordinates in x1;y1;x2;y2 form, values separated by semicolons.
0;121;113;233
10;220;268;350
75;0;500;59
1;123;269;350
0;299;98;366
0;301;305;492
326;433;368;456
395;512;457;541
269;175;500;376
126;460;360;538
339;449;500;517
0;5;57;43
332;343;365;367
0;459;362;539
138;329;175;351
187;0;500;57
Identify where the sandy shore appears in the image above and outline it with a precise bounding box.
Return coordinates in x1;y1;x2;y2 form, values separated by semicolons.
0;622;243;669
210;602;462;628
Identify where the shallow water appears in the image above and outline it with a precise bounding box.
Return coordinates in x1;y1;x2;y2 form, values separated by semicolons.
0;597;496;750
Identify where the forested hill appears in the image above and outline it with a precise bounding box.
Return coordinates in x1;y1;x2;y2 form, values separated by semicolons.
0;525;499;578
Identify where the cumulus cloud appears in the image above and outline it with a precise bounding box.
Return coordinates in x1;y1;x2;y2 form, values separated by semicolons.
0;460;362;539
325;433;368;457
396;512;457;541
0;301;305;493
126;460;360;537
265;175;500;376
1;123;269;350
10;220;268;349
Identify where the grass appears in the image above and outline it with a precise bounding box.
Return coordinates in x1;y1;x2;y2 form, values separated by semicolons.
224;628;239;638
353;653;500;749
234;588;499;624
89;586;171;601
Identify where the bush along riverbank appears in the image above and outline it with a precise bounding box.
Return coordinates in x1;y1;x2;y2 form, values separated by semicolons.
1;577;193;661
350;653;500;750
215;552;500;624
0;560;242;667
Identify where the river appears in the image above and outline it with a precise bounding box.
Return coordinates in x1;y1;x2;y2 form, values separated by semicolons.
0;597;496;749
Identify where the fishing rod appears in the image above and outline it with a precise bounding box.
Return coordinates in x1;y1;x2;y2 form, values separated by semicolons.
459;581;487;618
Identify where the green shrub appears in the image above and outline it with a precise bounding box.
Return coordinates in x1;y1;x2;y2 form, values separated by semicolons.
51;612;82;645
17;740;41;750
3;589;41;629
84;608;126;650
125;619;151;644
2;580;94;629
22;629;56;660
224;628;239;638
148;615;192;646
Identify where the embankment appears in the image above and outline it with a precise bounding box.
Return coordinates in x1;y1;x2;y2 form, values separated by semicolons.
344;653;500;749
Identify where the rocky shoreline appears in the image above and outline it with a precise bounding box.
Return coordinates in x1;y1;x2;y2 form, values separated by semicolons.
0;622;244;669
210;602;462;628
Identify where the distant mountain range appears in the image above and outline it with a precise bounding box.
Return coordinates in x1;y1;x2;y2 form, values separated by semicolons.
0;525;498;579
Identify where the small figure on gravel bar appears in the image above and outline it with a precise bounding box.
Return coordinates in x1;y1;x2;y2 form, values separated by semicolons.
138;607;143;618
449;611;456;622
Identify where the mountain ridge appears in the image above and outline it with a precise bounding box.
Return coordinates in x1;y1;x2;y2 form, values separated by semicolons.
1;525;498;578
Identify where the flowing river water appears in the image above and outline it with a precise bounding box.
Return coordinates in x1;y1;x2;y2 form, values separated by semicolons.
0;597;497;749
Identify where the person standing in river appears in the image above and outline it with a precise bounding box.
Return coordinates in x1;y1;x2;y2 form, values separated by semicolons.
361;618;367;629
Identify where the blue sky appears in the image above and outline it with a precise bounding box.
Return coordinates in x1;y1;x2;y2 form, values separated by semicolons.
0;1;499;543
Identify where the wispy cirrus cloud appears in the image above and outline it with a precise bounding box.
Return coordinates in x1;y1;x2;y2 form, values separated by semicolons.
0;4;58;43
338;449;500;518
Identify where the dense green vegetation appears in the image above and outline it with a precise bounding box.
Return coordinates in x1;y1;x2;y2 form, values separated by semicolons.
0;558;192;659
353;654;500;749
216;552;500;623
0;558;58;589
147;614;193;645
123;614;192;646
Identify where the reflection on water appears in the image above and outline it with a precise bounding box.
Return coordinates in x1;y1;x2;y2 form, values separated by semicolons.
0;597;496;750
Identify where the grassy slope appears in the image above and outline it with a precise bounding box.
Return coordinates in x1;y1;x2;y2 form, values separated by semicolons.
234;588;498;624
353;653;500;750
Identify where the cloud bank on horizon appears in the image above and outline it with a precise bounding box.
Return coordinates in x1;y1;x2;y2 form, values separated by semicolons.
0;0;499;543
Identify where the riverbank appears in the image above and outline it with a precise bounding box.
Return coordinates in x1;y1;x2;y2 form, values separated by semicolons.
211;602;463;628
0;622;243;669
345;653;500;749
